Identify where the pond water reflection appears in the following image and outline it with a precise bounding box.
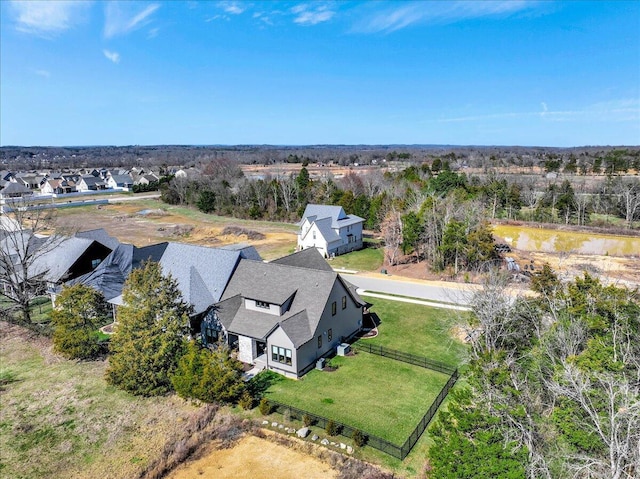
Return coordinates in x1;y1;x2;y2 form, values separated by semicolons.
492;224;640;256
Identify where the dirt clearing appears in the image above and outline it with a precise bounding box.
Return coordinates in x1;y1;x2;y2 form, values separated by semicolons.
167;434;338;479
51;199;298;260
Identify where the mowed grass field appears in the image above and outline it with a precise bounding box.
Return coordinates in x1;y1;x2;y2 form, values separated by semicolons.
329;240;384;272
266;299;465;450
0;321;199;479
364;296;468;366
266;352;449;444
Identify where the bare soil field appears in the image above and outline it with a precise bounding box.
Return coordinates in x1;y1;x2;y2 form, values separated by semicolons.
51;199;298;260
167;434;338;479
240;163;405;180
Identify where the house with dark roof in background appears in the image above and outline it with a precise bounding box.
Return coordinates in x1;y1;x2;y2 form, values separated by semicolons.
0;229;117;303
72;241;261;323
106;174;134;190
76;175;108;192
297;204;364;258
202;248;367;378
0;182;33;213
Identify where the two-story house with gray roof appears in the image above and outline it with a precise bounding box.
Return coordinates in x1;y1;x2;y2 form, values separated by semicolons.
297;204;364;258
203;248;367;378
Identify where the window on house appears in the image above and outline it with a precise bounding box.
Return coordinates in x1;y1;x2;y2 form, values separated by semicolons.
255;300;270;309
318;335;322;348
312;231;316;240
331;301;337;316
342;296;347;309
272;345;292;366
328;329;332;341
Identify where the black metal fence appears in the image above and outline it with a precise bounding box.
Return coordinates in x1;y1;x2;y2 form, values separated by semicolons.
353;342;457;375
264;345;459;460
398;367;458;458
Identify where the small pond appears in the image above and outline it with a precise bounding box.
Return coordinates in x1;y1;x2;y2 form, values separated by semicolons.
492;224;640;256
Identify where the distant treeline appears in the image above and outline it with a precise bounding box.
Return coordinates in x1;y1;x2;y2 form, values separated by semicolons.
2;144;639;174
160;157;639;275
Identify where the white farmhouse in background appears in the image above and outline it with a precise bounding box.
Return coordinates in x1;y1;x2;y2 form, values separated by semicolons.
297;204;364;257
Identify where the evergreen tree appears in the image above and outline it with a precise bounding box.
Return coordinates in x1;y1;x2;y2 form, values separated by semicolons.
52;284;110;360
429;389;528;479
105;261;191;396
439;219;467;273
172;341;246;404
196;189;216;213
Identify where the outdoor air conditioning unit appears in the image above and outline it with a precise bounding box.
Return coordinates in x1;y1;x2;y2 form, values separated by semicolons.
316;358;326;370
337;343;351;356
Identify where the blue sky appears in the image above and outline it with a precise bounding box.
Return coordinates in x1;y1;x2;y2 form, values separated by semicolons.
1;1;639;147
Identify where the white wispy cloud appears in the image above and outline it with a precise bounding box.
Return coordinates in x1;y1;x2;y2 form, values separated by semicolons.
10;0;88;37
217;1;247;15
104;2;160;39
103;49;121;63
292;3;335;25
35;69;51;78
437;99;640;123
540;99;640;123
353;0;538;34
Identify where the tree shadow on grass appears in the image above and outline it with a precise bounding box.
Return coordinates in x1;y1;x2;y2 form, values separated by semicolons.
248;370;284;397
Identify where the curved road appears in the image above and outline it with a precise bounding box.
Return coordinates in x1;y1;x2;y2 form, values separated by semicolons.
343;274;479;306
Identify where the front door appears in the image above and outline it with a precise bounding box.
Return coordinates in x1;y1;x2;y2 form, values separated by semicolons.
256;340;266;357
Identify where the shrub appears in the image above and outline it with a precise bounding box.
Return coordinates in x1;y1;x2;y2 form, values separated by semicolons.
352;429;367;447
326;419;340;436
238;391;254;410
303;414;315;427
171;341;246;404
52;284;110;360
259;398;272;415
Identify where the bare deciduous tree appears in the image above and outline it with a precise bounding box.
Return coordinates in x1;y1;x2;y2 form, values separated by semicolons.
381;210;402;266
0;197;65;324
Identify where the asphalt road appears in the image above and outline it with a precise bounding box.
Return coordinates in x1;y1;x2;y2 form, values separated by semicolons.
343;274;478;306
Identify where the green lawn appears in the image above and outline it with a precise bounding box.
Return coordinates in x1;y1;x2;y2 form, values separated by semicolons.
329;241;384;271
265;352;449;444
0;295;52;324
364;296;468;366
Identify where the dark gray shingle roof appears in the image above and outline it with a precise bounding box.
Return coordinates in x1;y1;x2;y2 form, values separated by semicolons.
271;248;334;272
31;236;95;283
0;182;32;195
219;259;340;347
75;229;120;250
74;242;253;315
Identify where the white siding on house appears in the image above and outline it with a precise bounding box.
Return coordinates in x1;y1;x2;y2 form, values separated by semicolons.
297;208;364;257
237;335;256;364
244;298;280;316
298;222;329;256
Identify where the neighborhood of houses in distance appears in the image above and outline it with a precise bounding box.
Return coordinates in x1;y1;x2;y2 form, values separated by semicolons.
0;201;367;379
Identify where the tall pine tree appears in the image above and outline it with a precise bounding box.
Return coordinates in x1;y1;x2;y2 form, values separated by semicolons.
105;261;191;396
